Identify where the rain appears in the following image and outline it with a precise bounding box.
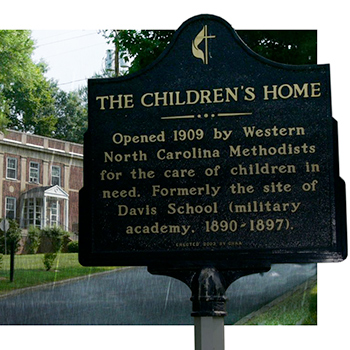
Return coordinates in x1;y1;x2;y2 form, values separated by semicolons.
0;263;316;325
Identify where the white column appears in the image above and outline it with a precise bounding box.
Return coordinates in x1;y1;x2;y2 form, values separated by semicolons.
20;157;27;192
64;164;70;192
43;196;47;229
43;160;49;186
65;199;69;231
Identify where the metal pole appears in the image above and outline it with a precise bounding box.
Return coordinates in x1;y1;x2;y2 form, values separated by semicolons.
4;226;7;255
10;240;15;282
194;316;225;350
148;265;270;350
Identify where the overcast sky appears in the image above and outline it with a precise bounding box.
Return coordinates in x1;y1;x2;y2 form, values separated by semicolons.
31;30;112;92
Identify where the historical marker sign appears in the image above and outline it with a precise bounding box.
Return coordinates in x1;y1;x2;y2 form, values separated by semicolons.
79;15;347;268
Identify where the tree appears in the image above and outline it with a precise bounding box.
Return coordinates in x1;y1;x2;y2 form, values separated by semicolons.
0;30;57;135
100;29;316;77
27;225;41;254
100;30;174;75
41;226;69;271
236;30;317;65
0;219;21;254
52;85;87;144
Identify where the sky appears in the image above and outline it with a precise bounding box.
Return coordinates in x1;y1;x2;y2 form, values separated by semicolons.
31;30;113;92
2;1;350;349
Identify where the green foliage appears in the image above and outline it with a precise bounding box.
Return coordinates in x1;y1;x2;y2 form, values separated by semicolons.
42;253;57;271
41;226;68;254
238;280;317;325
0;30;57;135
100;29;316;77
7;220;22;253
0;253;117;293
0;30;88;143
40;226;69;271
0;228;4;254
52;87;87;143
0;254;3;268
237;30;317;65
67;241;79;253
302;285;317;324
101;30;174;75
27;225;41;254
0;219;21;254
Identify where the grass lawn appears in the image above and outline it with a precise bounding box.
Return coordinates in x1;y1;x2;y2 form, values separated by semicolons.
237;278;317;325
0;253;117;295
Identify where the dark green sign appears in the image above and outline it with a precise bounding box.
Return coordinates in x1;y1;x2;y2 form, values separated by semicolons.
79;14;347;268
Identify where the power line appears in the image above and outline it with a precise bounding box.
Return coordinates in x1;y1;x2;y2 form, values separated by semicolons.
58;78;87;86
45;42;107;58
35;32;97;48
32;30;77;41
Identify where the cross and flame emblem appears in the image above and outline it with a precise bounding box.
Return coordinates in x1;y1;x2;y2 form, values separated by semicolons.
192;25;216;64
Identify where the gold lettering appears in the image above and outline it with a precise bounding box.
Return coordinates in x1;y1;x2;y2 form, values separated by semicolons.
126;223;191;235
154;92;168;107
104;151;148;162
244;87;256;101
141;93;154;107
213;88;224;103
278;84;294;99
200;90;212;104
225;87;239;102
96;96;109;110
263;85;278;100
293;83;309;98
167;202;218;215
186;90;200;104
242;125;305;138
263;83;321;100
310;82;321;97
102;187;138;199
175;91;186;105
109;95;123;109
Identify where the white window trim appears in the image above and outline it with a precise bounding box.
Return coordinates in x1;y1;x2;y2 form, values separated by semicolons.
51;165;61;186
50;201;60;227
6;157;18;180
29;161;40;184
23;198;43;228
5;197;16;219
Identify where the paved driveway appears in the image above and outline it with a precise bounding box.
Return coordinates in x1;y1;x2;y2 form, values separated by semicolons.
0;264;316;325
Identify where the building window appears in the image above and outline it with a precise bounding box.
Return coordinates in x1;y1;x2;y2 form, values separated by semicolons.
5;197;16;219
6;157;17;180
29;162;40;183
51;166;61;186
49;200;60;226
23;198;42;228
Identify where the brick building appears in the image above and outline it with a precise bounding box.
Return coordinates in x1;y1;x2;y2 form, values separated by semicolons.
0;130;83;235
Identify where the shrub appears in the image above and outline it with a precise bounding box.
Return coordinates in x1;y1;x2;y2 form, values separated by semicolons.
43;253;57;271
41;226;67;253
27;225;41;254
40;226;68;271
7;220;22;253
67;241;79;253
0;219;21;254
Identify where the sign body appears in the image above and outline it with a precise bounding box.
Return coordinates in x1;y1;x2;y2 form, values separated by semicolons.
79;15;347;268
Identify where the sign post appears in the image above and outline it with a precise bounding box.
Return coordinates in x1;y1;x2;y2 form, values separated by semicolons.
194;317;224;350
80;14;347;347
0;219;9;255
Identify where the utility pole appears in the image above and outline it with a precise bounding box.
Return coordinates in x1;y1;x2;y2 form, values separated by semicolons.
114;30;119;77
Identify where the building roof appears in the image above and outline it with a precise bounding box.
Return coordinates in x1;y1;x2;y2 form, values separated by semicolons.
21;185;69;200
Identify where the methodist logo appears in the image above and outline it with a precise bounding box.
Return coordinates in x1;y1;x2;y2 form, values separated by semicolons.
192;25;216;64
